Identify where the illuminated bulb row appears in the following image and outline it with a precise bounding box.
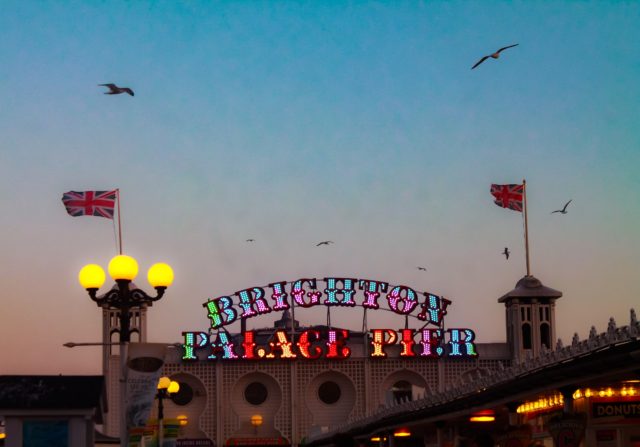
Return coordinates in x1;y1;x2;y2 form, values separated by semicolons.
573;386;637;400
516;394;564;414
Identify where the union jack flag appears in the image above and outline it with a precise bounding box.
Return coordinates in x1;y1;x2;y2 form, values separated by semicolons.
490;184;524;212
61;190;117;219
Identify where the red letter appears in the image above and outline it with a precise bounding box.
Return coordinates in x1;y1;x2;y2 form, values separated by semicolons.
326;330;351;359
399;329;416;357
242;331;257;359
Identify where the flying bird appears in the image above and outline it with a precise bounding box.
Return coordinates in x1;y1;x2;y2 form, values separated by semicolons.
551;200;572;214
417;266;427;271
316;241;333;246
502;247;510;260
99;83;134;96
246;239;255;242
471;44;519;69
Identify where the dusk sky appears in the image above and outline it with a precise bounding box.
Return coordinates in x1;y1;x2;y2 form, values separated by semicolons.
1;1;638;375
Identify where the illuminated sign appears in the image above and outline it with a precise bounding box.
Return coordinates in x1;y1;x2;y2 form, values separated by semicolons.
181;277;478;361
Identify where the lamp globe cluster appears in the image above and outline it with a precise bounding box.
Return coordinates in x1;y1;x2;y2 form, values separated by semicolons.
78;254;174;290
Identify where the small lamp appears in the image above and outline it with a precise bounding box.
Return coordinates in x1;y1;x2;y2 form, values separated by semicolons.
78;264;106;290
470;409;495;422
148;263;174;288
108;254;139;281
393;427;411;437
251;414;263;435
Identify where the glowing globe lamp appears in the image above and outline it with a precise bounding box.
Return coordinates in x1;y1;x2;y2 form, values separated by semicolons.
108;255;139;281
158;376;171;390
78;264;106;290
148;263;174;288
167;380;180;394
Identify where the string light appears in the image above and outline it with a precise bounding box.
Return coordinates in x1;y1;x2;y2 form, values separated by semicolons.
517;393;564;414
573;385;638;400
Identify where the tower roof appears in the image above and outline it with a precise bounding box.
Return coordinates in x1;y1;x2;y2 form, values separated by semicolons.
498;275;562;303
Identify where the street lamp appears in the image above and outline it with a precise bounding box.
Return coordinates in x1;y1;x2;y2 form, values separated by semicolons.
79;255;174;343
156;376;180;446
78;254;174;447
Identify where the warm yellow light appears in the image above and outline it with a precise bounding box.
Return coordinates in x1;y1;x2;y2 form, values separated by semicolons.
393;428;411;437
251;414;263;427
469;416;495;422
108;255;138;281
78;264;106;289
148;263;174;288
158;376;171;390
0;433;5;440
168;381;180;394
177;415;188;426
606;388;613;397
585;389;592;398
470;409;495;422
370;437;381;442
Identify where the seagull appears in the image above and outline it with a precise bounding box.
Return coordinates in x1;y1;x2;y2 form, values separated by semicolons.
99;83;135;96
417;266;427;271
502;247;510;260
316;241;333;246
246;239;255;242
551;200;572;214
471;44;519;69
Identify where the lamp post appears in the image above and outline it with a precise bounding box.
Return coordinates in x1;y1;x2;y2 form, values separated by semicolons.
156;376;180;446
78;254;174;447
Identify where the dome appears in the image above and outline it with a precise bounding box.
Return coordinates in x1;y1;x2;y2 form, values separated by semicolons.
498;275;562;303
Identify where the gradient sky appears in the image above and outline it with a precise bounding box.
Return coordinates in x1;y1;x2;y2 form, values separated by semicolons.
1;1;639;375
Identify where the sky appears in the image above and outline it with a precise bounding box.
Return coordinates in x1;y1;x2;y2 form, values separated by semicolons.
1;1;639;375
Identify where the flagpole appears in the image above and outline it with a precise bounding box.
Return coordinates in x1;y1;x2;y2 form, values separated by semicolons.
523;179;531;276
116;189;123;255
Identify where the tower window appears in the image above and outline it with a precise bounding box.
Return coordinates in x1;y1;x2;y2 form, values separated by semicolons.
540;323;551;349
522;323;532;350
